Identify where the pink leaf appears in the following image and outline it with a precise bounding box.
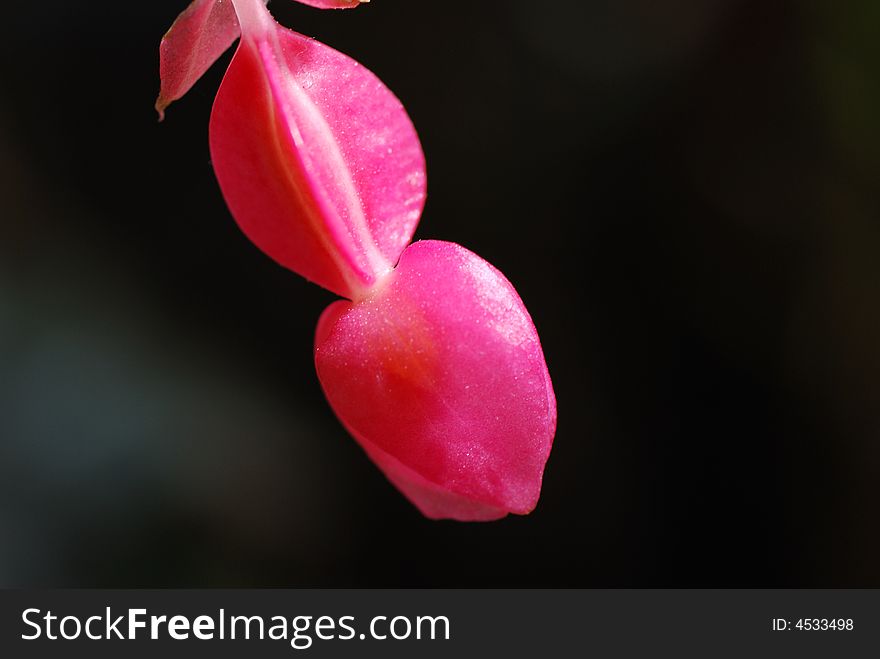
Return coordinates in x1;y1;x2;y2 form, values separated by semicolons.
156;0;242;120
209;9;426;298
314;240;557;521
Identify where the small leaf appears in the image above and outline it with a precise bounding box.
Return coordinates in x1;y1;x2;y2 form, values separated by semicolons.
156;0;242;120
315;240;557;521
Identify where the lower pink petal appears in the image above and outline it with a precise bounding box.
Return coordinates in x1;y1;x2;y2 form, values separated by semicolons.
314;240;557;521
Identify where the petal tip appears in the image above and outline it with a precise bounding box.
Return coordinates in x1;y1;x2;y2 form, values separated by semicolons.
155;95;169;122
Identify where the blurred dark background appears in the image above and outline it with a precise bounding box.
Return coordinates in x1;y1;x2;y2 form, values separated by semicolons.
1;0;878;586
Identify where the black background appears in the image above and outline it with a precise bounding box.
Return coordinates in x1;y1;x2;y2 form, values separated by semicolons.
1;0;878;586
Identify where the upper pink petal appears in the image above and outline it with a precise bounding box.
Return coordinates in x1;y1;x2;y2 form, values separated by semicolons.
209;19;426;298
314;240;557;521
156;0;242;120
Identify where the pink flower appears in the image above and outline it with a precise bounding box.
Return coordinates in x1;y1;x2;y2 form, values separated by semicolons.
157;0;556;520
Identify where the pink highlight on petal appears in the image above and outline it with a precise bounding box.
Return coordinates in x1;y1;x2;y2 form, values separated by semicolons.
209;8;426;298
294;0;367;8
314;240;557;521
156;0;242;120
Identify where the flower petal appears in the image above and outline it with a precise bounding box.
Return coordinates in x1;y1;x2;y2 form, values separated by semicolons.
294;0;367;8
209;14;426;298
156;0;242;120
314;240;557;520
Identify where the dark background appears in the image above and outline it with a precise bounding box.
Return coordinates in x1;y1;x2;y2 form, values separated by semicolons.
1;0;878;586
